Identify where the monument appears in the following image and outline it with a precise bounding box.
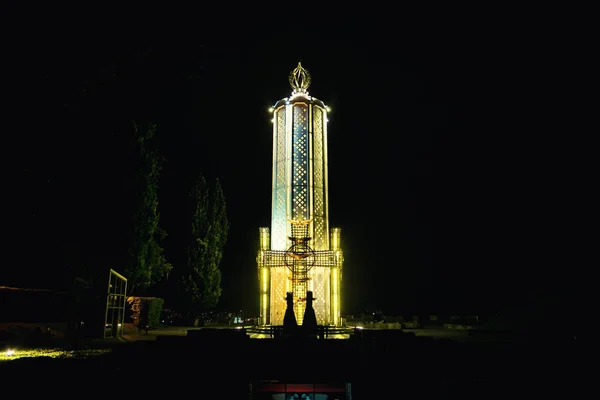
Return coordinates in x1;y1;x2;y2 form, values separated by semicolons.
257;63;344;327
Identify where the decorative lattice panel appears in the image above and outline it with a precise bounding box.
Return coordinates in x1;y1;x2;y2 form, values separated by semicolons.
270;267;289;326
324;268;332;325
272;109;287;250
312;107;326;250
309;266;331;325
292;104;308;221
272;189;286;250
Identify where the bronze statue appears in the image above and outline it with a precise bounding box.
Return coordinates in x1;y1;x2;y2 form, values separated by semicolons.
283;292;298;331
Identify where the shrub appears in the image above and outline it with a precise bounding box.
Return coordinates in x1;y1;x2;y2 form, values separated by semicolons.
127;297;164;328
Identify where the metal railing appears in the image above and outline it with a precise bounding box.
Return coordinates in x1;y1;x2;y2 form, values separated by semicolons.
246;325;355;338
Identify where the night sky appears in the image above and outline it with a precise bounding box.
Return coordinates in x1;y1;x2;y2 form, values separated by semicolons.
9;16;568;318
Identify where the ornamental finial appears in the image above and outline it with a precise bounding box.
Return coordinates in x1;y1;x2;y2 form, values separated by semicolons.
289;62;311;92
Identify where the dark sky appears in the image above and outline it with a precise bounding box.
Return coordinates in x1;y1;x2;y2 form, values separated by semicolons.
8;15;569;318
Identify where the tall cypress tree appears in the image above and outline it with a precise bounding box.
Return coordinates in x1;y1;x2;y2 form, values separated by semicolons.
180;175;229;317
125;121;173;295
204;178;228;308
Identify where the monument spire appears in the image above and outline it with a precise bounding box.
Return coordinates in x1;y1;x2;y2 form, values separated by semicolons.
288;62;311;95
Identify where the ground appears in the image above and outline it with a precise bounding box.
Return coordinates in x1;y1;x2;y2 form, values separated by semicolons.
1;321;474;344
0;321;579;399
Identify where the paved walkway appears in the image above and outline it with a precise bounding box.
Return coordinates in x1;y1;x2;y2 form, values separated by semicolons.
121;324;353;340
121;324;204;341
121;325;471;341
2;322;471;345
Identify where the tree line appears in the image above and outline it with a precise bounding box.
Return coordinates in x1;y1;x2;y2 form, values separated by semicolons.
124;120;229;319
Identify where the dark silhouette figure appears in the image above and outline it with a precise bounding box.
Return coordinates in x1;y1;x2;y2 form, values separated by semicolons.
283;292;298;336
302;291;318;337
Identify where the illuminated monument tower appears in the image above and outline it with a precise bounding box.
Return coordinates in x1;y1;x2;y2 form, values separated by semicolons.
257;63;344;327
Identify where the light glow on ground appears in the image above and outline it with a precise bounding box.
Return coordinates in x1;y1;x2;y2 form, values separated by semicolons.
0;348;111;362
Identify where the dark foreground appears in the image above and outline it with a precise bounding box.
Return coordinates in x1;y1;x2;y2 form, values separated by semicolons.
1;329;579;399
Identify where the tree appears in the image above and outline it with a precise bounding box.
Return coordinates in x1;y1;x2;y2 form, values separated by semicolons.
180;175;229;317
125;121;173;295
